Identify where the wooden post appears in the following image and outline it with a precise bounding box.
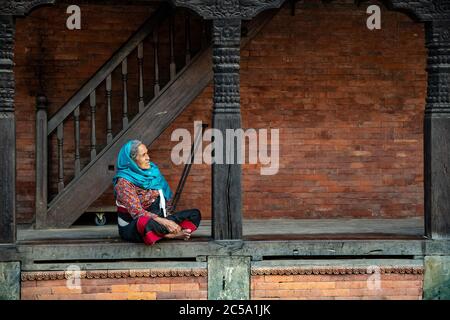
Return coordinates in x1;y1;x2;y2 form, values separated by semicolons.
137;43;144;112
169;0;284;240
74;106;81;176
0;15;16;243
169;13;176;80
211;18;243;240
35;95;48;229
424;20;450;239
121;59;129;129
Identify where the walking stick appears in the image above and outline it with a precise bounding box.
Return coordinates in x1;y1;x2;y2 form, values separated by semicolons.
169;123;208;213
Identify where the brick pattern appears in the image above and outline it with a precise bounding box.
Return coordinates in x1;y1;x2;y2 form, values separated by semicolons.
21;274;207;300
14;0;426;223
21;266;423;300
251;273;423;300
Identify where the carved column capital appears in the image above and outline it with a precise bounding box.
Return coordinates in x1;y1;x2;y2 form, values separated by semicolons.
212;18;241;114
424;19;450;116
169;0;284;20
388;0;450;22
0;15;15;113
0;0;55;16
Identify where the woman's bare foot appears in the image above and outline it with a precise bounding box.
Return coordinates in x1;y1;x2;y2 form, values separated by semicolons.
164;229;192;240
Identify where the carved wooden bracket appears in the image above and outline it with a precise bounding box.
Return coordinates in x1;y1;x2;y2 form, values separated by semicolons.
169;0;285;20
0;0;55;16
388;0;450;22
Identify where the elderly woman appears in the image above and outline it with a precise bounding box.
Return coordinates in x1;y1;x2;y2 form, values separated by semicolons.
113;140;201;245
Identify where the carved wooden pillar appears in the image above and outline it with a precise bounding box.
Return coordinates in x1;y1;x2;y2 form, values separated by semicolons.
0;15;16;243
170;0;284;240
424;19;450;239
211;18;243;239
388;0;450;239
0;1;55;242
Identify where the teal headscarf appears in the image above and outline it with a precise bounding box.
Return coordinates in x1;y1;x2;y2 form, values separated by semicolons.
113;140;173;201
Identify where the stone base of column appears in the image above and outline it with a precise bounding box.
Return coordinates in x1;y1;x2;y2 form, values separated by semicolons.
0;261;20;300
423;256;450;300
208;256;250;300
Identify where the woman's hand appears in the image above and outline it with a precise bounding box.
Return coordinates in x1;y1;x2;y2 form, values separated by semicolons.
154;217;181;233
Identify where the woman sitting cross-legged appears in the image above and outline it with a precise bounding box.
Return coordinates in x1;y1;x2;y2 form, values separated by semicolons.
113;139;201;245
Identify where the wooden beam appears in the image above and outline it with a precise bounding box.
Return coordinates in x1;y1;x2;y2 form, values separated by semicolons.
10;239;450;267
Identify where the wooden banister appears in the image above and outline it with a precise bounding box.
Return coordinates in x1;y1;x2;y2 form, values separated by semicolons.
35;95;48;228
46;3;171;134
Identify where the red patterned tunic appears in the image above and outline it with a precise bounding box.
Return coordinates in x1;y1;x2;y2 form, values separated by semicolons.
114;177;161;219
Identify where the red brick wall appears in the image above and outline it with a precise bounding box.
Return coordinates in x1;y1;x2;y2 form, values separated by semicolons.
14;1;159;222
14;0;426;223
21;265;423;300
251;273;423;300
21;270;207;300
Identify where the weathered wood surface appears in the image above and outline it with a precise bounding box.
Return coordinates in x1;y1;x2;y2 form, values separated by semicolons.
1;217;448;267
169;0;286;241
0;15;16;243
423;19;450;239
18;218;425;242
12;239;450;269
9;218;449;268
35;96;48;228
211;18;243;240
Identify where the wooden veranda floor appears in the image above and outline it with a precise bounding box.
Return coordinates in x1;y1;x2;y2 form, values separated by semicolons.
17;218;425;244
7;217;450;272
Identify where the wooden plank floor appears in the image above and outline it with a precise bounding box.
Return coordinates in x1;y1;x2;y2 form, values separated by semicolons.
17;217;425;244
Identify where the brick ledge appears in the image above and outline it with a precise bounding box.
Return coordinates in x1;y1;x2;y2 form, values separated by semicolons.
22;265;424;281
21;268;208;281
251;266;424;276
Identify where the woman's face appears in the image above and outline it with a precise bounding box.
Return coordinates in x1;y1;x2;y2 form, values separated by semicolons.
135;144;150;169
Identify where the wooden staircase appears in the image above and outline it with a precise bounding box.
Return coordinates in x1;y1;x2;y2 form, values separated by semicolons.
35;3;277;229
